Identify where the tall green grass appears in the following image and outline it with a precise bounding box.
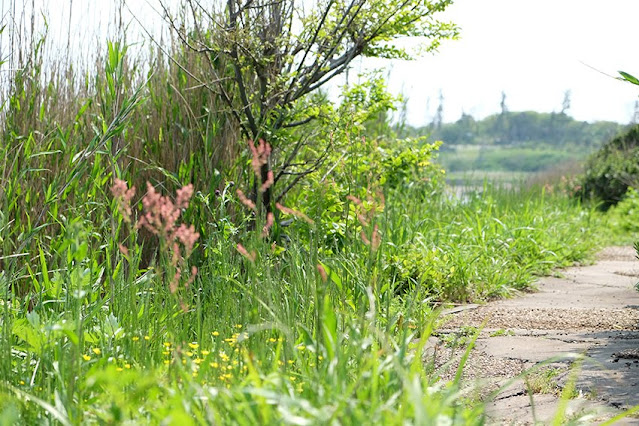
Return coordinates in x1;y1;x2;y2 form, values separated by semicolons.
0;173;604;423
382;184;600;301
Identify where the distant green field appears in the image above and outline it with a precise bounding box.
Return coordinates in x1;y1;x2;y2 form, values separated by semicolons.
445;170;533;186
438;146;582;174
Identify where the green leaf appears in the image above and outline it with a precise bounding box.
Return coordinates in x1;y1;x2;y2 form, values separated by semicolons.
318;262;342;291
619;71;639;86
321;295;338;360
12;319;44;352
38;246;51;294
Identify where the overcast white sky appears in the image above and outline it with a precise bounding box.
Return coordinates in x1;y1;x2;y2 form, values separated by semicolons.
5;0;639;126
362;0;639;126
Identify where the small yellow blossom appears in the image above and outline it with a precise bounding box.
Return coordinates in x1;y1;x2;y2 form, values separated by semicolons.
210;362;219;368
125;364;131;369
164;360;170;365
287;360;294;365
132;336;140;342
82;354;91;361
144;336;150;341
212;331;220;336
188;343;199;350
19;380;25;385
296;345;306;351
92;348;101;355
235;324;242;329
201;350;210;356
268;338;277;343
163;342;172;348
186;351;194;357
318;355;324;361
162;351;170;356
116;367;123;372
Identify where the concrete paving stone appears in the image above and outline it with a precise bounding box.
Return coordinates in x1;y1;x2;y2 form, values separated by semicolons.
485;394;633;425
437;246;639;423
476;335;591;363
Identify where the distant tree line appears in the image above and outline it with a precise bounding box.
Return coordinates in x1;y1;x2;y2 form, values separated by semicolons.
401;110;624;150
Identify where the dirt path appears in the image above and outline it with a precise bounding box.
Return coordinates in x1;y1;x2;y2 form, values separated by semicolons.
434;246;639;424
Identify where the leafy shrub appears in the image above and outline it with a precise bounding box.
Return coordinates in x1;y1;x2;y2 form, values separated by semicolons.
607;187;639;235
579;125;639;209
384;186;601;302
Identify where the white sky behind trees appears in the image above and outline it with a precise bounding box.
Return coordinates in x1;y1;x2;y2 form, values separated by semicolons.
364;0;639;126
4;0;639;126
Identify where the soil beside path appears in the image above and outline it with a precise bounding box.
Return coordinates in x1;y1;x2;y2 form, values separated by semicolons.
434;246;639;425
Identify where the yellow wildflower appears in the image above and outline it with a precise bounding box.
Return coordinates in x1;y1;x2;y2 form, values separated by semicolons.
82;354;91;361
92;348;101;355
188;342;199;350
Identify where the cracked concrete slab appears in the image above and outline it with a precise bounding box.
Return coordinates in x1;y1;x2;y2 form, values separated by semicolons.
436;246;639;424
477;335;591;363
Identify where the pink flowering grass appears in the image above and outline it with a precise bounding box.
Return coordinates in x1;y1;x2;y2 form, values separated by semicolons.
111;179;136;223
347;191;384;252
111;179;199;301
233;139;319;265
